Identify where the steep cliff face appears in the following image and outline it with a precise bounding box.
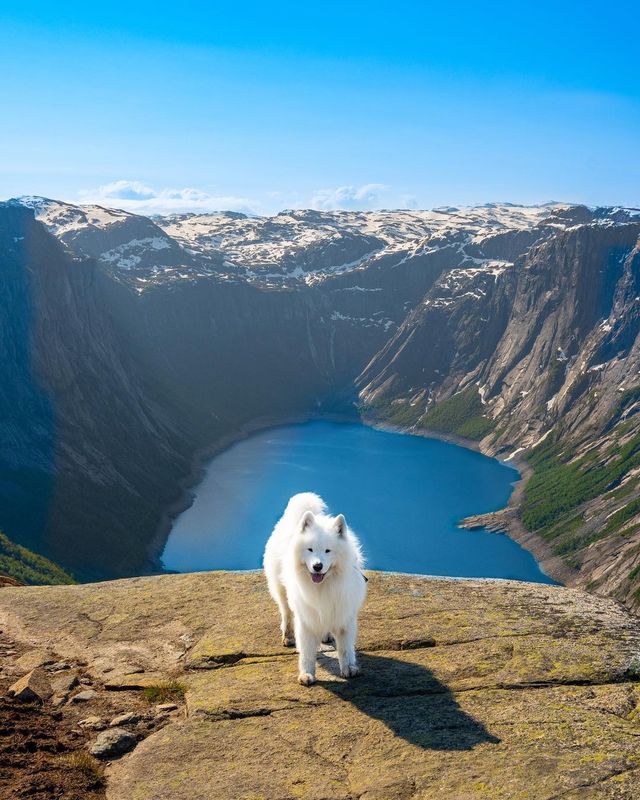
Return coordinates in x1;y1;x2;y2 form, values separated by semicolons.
1;203;435;579
0;206;197;579
359;219;640;610
0;207;56;553
1;198;639;606
360;220;639;435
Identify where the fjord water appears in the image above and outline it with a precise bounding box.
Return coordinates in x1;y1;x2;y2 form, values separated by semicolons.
162;421;554;583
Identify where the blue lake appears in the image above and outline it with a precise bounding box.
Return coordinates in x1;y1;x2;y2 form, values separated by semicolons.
162;421;555;583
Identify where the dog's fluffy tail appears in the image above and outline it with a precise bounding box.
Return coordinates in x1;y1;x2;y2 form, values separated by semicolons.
283;492;327;523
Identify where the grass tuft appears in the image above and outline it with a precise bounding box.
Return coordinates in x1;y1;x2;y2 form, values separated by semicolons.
59;751;105;785
142;680;186;704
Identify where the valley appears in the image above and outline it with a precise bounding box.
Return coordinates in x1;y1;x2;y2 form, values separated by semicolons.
0;198;638;609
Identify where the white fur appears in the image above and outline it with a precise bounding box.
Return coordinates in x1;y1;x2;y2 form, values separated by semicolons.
263;492;367;685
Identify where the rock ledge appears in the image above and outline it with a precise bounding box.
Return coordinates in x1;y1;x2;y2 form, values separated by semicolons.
1;571;640;799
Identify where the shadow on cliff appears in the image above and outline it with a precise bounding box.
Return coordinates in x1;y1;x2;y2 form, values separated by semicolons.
0;206;56;560
317;651;500;751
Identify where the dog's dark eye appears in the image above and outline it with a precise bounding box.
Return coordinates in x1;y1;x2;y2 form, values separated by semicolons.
307;548;313;552
325;549;331;553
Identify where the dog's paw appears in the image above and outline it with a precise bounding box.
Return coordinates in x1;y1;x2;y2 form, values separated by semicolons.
340;664;361;679
298;672;316;686
282;634;295;647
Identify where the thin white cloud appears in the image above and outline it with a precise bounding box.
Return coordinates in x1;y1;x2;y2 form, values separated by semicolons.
78;180;261;215
399;193;419;209
76;180;397;216
310;183;389;211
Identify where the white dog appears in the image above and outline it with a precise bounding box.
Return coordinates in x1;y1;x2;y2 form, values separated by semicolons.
263;492;367;685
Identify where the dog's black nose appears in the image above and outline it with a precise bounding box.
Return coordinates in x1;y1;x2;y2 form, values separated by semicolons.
313;562;323;572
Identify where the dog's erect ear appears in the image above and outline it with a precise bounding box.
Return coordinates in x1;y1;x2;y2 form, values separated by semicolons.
299;511;314;532
334;514;346;537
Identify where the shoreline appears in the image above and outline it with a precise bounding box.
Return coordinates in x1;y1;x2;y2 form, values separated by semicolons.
457;456;577;587
365;417;575;587
146;411;572;588
491;458;578;587
362;416;484;453
144;410;361;574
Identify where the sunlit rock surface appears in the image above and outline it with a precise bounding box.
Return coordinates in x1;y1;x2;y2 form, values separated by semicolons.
2;571;640;799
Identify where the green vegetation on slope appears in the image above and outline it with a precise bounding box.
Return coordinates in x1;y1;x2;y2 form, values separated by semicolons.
365;386;494;440
601;498;640;537
362;395;425;427
419;387;495;440
521;430;640;556
0;531;75;585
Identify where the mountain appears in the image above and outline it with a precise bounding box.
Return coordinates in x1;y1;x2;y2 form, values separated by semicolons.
358;213;640;610
1;197;639;610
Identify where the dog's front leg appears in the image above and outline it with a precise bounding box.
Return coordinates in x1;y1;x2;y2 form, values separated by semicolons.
295;619;319;686
275;585;295;647
335;620;360;678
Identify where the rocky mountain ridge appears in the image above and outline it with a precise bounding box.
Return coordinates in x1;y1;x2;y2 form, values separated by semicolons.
1;197;639;610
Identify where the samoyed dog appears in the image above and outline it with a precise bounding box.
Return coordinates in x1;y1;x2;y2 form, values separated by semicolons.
263;492;367;685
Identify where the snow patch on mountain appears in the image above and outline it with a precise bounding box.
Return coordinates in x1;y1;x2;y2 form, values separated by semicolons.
100;237;172;269
10;197;639;290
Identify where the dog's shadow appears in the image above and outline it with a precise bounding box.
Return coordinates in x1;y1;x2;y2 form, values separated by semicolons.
316;650;500;751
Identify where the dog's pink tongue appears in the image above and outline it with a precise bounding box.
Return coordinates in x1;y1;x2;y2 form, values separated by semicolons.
311;572;324;583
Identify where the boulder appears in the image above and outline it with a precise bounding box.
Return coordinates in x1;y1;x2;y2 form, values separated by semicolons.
109;711;140;727
50;670;78;695
46;660;75;672
70;689;98;703
8;668;52;703
14;649;55;672
79;715;106;731
89;727;137;759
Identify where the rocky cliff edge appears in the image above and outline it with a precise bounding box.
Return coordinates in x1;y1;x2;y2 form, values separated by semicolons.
1;571;640;799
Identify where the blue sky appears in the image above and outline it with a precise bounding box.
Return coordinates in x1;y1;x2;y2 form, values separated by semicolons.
1;1;638;214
